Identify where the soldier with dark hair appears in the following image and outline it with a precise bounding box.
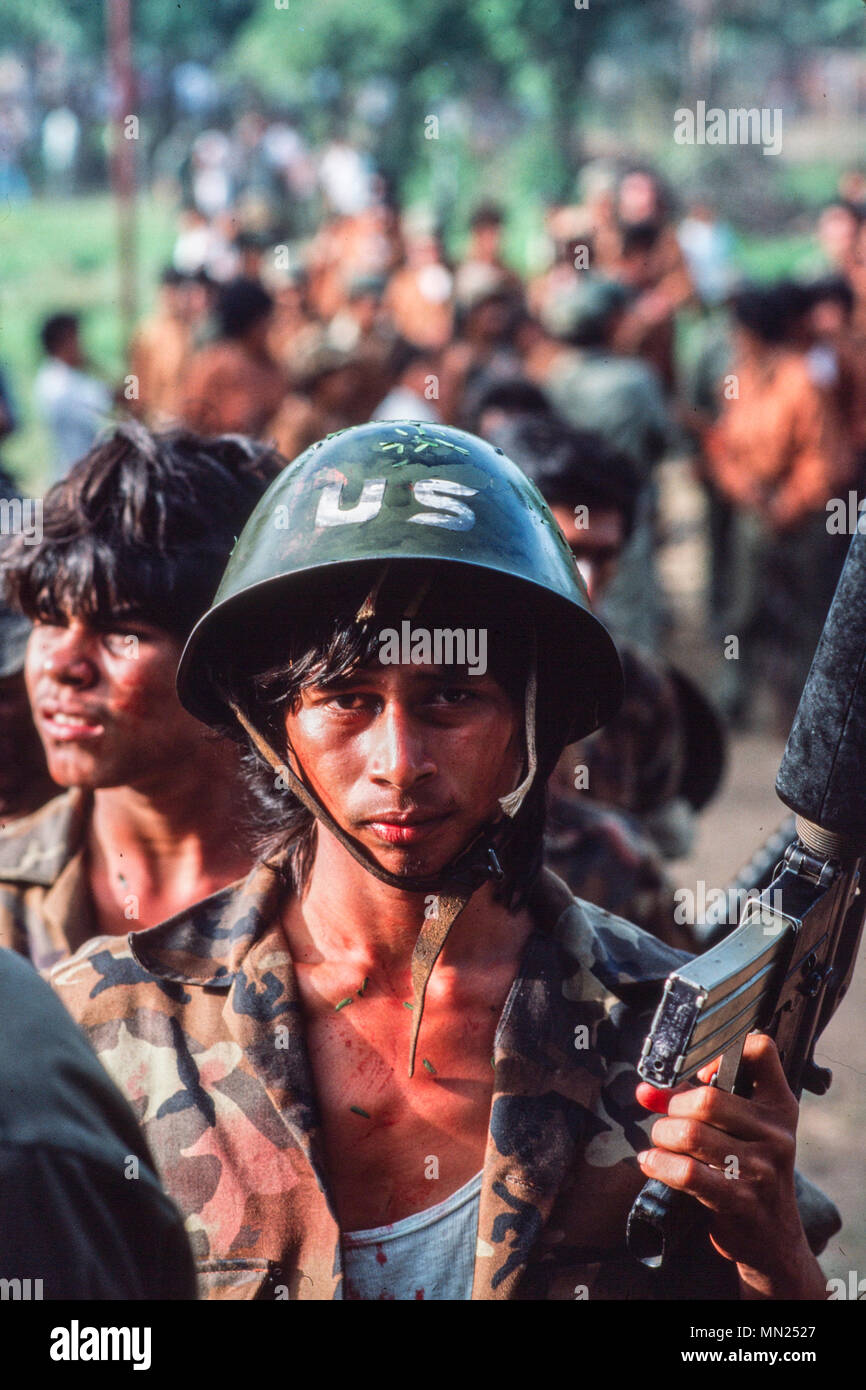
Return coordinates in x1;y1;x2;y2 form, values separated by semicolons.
471;376;552;437
53;421;825;1301
0;422;283;971
214;276;275;341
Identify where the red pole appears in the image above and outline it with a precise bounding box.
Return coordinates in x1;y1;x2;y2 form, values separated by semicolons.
107;0;137;359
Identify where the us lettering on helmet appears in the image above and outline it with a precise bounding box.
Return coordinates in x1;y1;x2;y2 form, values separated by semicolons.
314;477;386;526
308;475;478;531
408;480;477;531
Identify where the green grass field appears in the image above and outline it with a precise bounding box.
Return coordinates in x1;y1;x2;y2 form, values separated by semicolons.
0;194;176;492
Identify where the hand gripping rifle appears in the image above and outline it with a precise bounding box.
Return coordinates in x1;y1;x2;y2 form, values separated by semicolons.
626;528;866;1268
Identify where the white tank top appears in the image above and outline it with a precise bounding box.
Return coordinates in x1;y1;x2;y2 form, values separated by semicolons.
342;1171;483;1301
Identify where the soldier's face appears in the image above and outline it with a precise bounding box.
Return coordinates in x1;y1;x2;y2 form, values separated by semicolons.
25;613;211;790
283;661;523;880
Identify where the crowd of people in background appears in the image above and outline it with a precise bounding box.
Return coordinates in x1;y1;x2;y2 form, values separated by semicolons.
5;155;866;952
28;159;866;707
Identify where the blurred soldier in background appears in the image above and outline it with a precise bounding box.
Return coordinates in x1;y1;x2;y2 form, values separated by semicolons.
495;414;725;858
384;218;454;351
129;267;198;427
269;339;365;459
705;282;844;725
529;275;672;648
480;408;717;947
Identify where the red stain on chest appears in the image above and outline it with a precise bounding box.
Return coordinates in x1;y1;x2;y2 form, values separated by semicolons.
375;1244;387;1265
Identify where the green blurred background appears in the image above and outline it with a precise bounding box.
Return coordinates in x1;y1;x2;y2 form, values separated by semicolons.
1;0;864;486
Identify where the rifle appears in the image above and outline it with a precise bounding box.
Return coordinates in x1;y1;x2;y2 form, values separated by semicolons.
626;527;866;1268
694;813;796;949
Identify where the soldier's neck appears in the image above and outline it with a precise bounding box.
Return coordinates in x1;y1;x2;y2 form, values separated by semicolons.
284;825;532;977
87;748;254;883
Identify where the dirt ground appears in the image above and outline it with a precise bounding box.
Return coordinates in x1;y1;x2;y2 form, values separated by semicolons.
657;460;866;1286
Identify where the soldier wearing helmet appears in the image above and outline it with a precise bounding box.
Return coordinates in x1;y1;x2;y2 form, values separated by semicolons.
53;421;826;1301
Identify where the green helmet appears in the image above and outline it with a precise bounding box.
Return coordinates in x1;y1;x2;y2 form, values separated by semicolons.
176;419;622;739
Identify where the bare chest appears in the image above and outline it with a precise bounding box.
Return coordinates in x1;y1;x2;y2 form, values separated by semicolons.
301;982;505;1231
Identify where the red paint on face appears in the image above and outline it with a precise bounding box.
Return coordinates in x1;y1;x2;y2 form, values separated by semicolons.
283;662;523;882
25;615;211;790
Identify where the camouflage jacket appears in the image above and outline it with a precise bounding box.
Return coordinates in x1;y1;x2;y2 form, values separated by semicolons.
553;643;725;842
544;793;693;953
0;789;96;973
567;643;685;817
51;859;740;1301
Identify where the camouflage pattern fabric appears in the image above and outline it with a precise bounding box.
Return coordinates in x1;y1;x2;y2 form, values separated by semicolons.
51;862;736;1300
0;789;97;972
567;643;685;817
544;792;694;953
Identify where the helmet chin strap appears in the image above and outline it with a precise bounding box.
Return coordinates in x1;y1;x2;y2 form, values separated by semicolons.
228;653;537;1077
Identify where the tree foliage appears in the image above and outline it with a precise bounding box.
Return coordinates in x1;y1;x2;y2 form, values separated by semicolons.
227;0;864;199
1;0;258;62
2;0;862;210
